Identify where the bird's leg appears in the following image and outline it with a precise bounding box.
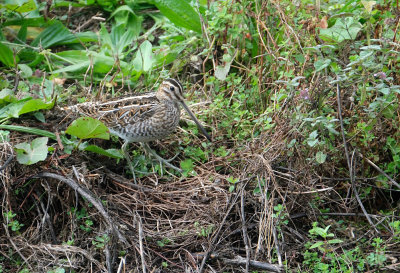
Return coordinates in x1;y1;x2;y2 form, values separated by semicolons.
122;141;137;183
142;143;182;172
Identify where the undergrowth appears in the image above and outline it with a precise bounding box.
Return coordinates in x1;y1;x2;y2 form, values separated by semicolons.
0;0;399;272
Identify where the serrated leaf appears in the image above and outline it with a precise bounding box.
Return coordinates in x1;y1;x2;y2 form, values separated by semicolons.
66;117;110;140
153;0;201;33
84;145;124;159
15;137;48;165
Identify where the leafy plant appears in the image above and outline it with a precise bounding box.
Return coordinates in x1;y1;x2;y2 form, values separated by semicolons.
14;137;49;165
92;234;109;249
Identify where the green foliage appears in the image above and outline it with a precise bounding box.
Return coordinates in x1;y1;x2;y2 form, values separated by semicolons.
194;221;214;237
4;211;24;232
180;158;195;177
153;0;201;33
92;234;109;249
156;237;171;247
14;137;48;165
66;117;110;140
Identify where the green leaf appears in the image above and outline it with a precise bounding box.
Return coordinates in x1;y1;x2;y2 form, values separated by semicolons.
153;0;201;33
18;64;33;78
1;0;37;13
314;58;331;72
327;239;343;244
84;145;124;159
52;50;129;74
66;117;110;140
319;17;362;43
0;124;57;140
316;151;327;164
18;99;55;115
0;89;15;104
15;137;49;165
31;21;73;48
132;41;153;72
0;42;15;67
309;241;325;249
180;158;195;176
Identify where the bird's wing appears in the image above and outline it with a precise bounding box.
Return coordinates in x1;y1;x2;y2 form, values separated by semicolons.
64;92;161;127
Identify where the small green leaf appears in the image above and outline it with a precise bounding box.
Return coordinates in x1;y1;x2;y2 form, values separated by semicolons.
66;117;110;140
15;137;49;165
309;241;325;249
316;151;327;164
180;158;193;171
18;64;33;78
84;145;124;159
327;239;343;244
0;89;15;104
314;58;331;72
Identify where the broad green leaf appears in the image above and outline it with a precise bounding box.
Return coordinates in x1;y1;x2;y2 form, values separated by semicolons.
15;137;48;165
0;42;15;67
153;0;201;33
0;124;57;140
31;21;73;48
66;117;110;140
52;50;129;74
84;145;124;159
132;41;153;72
316;151;327;164
18;99;55;115
319;18;362;43
1;0;37;13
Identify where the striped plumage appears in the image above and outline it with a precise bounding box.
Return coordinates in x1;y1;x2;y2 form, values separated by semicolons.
65;78;211;143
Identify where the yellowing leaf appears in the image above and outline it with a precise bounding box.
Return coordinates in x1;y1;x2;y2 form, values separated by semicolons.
361;1;376;13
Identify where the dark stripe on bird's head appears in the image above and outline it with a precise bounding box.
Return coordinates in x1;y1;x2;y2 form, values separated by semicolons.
165;78;183;93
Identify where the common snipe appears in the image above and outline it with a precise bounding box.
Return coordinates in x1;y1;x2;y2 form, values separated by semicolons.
65;78;211;174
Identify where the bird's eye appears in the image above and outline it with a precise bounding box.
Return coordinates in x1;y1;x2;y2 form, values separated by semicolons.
170;86;175;91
